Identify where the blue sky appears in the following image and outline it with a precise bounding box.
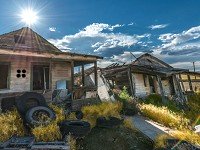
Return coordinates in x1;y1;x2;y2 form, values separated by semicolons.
0;0;200;70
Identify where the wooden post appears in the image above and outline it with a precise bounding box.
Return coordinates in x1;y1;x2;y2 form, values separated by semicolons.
157;75;167;104
174;74;186;103
179;74;185;92
127;66;134;97
94;61;98;87
187;75;193;91
71;61;74;100
81;64;85;86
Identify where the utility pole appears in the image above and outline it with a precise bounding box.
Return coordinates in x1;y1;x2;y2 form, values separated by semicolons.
193;62;196;80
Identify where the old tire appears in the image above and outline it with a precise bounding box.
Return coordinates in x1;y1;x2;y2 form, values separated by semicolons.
16;92;47;115
59;120;91;138
25;106;56;126
96;117;123;128
75;111;84;120
1;96;18;113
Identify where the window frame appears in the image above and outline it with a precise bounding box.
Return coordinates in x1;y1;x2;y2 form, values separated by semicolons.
0;62;11;90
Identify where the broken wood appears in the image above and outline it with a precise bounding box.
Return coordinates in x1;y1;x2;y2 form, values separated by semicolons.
157;75;167;104
187;75;193;91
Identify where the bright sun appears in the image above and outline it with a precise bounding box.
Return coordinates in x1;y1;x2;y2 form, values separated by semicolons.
20;8;38;26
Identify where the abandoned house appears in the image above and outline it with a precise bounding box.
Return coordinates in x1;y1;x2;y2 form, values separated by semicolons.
100;53;200;103
0;27;102;106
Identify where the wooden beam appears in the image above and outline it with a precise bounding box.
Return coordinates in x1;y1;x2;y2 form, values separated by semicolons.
127;66;134;97
71;61;74;100
157;75;167;104
179;74;185;92
94;61;98;86
173;75;186;103
82;64;85;86
187;75;193;91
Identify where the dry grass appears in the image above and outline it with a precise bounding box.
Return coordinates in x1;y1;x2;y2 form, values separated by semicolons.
139;103;189;129
82;102;122;127
32;104;76;142
155;130;200;148
0;109;25;142
32;123;62;142
171;130;200;145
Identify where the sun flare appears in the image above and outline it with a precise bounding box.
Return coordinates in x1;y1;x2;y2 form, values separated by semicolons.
20;8;38;26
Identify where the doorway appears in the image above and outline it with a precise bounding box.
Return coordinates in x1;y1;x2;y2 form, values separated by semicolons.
32;65;49;90
149;76;156;93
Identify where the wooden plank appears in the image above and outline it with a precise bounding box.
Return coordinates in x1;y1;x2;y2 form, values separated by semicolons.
157;75;167;104
127;66;134;97
187;75;193;91
94;61;98;87
71;61;74;100
179;74;185;92
82;64;85;86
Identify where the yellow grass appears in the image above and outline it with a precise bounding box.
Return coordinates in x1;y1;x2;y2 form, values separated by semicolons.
32;123;62;142
139;103;189;129
0;109;25;142
171;130;200;145
32;104;76;142
82;102;122;127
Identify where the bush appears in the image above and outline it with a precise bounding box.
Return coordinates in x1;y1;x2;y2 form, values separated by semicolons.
139;103;189;129
185;93;200;124
82;102;122;127
0;109;25;142
119;86;132;101
116;87;138;116
144;94;162;106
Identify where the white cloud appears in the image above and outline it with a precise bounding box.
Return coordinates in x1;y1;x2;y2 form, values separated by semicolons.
128;22;134;26
157;25;200;56
49;23;149;53
112;51;144;63
49;27;56;32
149;24;168;30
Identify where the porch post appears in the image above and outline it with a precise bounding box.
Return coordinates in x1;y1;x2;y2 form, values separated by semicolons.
71;61;74;100
179;74;185;92
157;75;167;104
94;61;98;87
127;66;134;97
187;75;193;91
82;64;85;86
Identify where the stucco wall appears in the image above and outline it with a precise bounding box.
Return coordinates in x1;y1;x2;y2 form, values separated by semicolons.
133;73;150;97
0;56;71;94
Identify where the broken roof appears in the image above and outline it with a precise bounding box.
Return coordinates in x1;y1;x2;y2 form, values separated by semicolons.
102;53;199;77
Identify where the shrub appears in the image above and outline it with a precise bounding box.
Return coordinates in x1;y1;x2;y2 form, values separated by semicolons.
119;86;132;101
144;94;162;106
82;102;122;127
116;87;138;116
0;109;25;142
185;93;200;124
139;103;189;129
